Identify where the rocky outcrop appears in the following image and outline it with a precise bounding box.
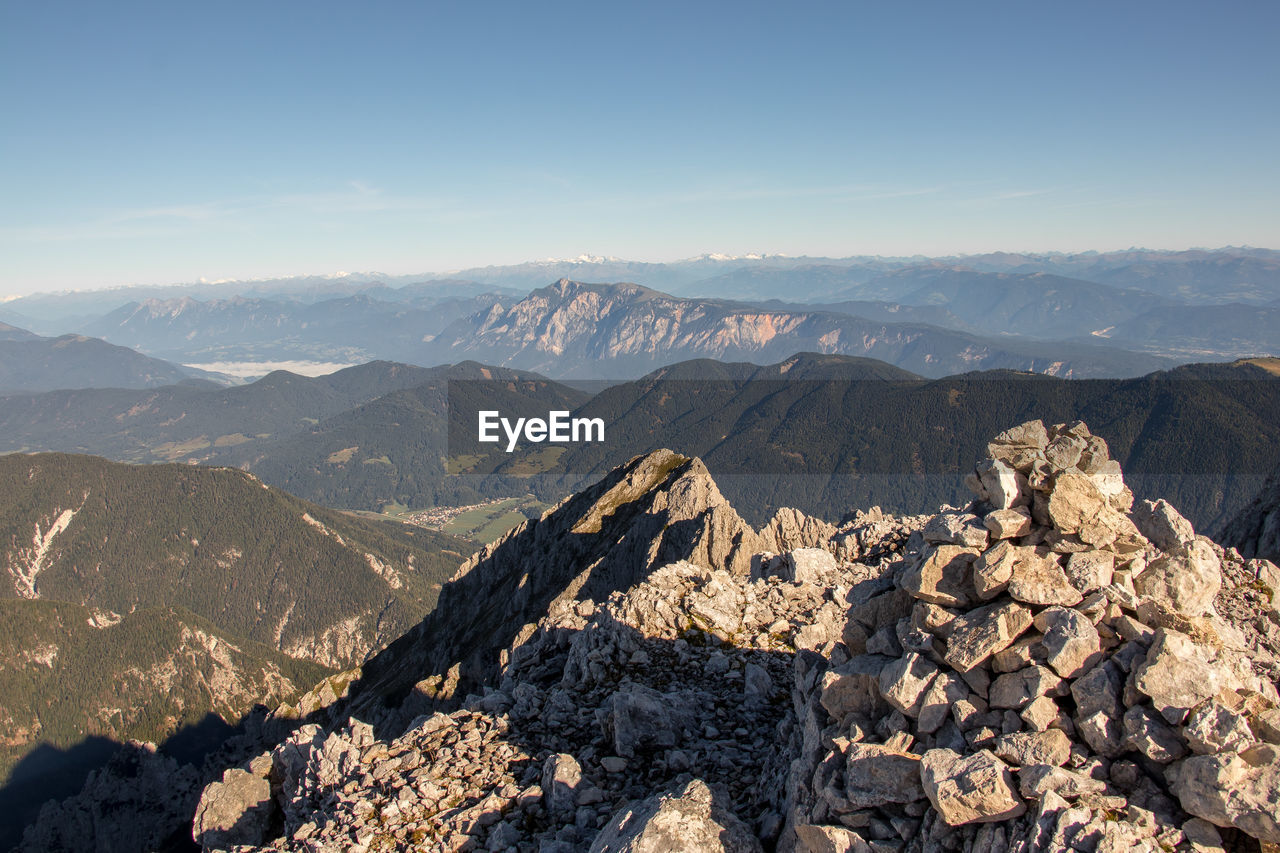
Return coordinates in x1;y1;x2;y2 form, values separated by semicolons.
191;420;1280;852
18;742;202;853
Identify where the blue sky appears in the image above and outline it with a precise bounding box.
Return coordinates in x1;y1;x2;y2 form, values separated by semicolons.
2;0;1277;296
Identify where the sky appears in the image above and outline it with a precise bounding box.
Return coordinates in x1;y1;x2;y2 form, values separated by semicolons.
2;0;1278;297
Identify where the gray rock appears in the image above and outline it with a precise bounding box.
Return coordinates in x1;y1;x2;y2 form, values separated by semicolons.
784;548;838;585
1131;499;1196;551
1170;742;1280;843
1122;705;1188;763
793;824;872;853
878;652;940;718
842;743;925;808
972;541;1019;600
988;665;1062;710
993;730;1072;767
919;748;1026;826
1064;550;1114;594
1134;629;1224;724
1033;606;1101;679
1007;551;1083;607
901;545;979;608
606;685;682;758
1044;434;1087;471
917;672;970;734
1017;764;1106;800
1133;540;1222;618
1183;698;1255;755
924;512;990;549
985;507;1033;540
543;753;584;818
589;778;763;852
192;768;273;849
943;600;1033;672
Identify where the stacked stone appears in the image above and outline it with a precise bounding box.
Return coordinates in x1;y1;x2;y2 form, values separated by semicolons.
785;420;1280;852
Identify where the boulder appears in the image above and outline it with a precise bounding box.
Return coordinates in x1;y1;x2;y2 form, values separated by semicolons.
1170;743;1280;843
1034;606;1101;679
1122;706;1188;763
1131;499;1196;551
590;778;763;852
1017;764;1106;801
901;546;979;608
943;600;1033;672
1183;697;1256;755
784;548;838;585
1133;540;1222;618
972;541;1019;600
1007;552;1082;607
1064;551;1114;595
924;512;990;549
989;665;1062;710
919;748;1026;826
878;652;940;718
993;730;1072;767
1134;629;1225;724
985;507;1033;540
543;753;584;819
842;743;925;808
793;824;872;853
191;768;273;850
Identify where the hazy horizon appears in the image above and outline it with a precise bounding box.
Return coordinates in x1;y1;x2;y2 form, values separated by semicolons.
3;1;1278;298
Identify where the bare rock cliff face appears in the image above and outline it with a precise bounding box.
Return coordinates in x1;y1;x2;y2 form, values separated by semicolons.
312;449;768;735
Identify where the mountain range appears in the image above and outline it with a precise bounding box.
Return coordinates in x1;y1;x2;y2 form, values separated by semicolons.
0;452;474;845
5;248;1278;383
0;328;225;394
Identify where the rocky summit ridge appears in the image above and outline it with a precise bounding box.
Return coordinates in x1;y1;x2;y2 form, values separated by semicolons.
186;420;1280;853
34;421;1280;853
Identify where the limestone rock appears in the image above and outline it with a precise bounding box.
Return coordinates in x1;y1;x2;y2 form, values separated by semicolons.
993;729;1072;767
972;541;1019;600
1184;697;1256;755
1135;629;1226;724
1034;606;1102;679
1132;499;1196;551
1018;764;1106;801
1170;743;1280;843
1065;550;1115;595
192;767;273;849
590;778;763;852
793;824;872;853
989;665;1062;710
878;652;940;718
1133;540;1222;618
842;743;925;808
943;600;1033;672
783;548;838;585
919;748;1027;826
1007;552;1082;607
985;507;1033;540
924;512;990;549
1122;706;1188;763
901;545;979;608
543;753;584;818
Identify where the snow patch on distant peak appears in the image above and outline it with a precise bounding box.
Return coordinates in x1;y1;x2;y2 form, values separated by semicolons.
536;254;623;265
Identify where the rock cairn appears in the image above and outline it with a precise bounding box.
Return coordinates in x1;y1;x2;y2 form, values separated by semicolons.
787;420;1280;852
190;420;1280;853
